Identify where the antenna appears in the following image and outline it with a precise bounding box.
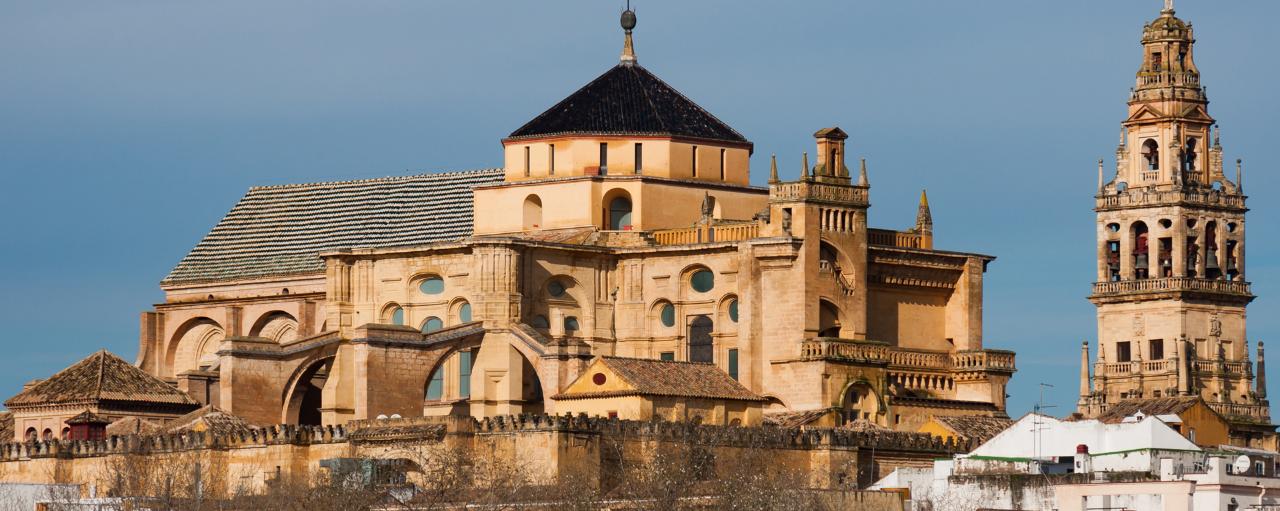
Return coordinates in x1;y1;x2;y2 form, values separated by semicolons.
1032;383;1056;464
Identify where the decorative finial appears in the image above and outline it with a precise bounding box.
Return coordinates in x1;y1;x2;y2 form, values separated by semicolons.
801;152;810;180
915;190;932;231
768;154;779;184
1213;125;1221;147
1164;0;1174;13
1098;159;1105;192
1237;159;1244;192
857;158;869;187
620;2;637;65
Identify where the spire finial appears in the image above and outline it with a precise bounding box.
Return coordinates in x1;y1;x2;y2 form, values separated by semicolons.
1164;0;1174;13
857;158;869;187
620;2;638;65
915;190;932;231
1098;159;1105;192
768;154;779;184
801;152;811;180
1237;159;1244;192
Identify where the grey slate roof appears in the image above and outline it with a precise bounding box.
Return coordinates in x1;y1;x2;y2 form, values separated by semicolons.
163;169;505;285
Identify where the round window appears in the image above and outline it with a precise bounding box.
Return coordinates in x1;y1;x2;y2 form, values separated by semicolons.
459;303;472;323
419;276;445;295
421;317;443;333
564;316;580;332
660;304;675;327
728;299;739;323
592;373;607;385
690;269;714;293
548;280;566;297
531;315;549;329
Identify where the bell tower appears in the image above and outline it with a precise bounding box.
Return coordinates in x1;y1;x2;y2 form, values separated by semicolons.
1079;2;1273;447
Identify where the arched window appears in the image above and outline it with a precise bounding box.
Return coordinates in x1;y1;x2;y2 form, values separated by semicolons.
523;195;543;230
530;315;550;329
564;316;580;334
1183;138;1198;172
42;429;53;441
608;196;632;231
61;427;70;440
728;299;739;323
841;383;878;424
421;317;444;333
458;302;473;323
389;306;405;326
24;428;37;443
659;303;676;328
1132;222;1150;280
688;315;714;363
547;280;566;298
1143;139;1160;171
426;365;444;401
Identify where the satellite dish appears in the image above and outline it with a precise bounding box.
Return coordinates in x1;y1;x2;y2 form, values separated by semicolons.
1233;455;1251;474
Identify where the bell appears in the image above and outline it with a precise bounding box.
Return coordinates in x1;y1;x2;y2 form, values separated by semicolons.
1135;254;1149;270
1227;258;1238;272
1206;251;1220;270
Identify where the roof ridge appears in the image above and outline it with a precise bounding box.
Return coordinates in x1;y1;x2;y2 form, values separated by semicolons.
95;350;106;402
601;355;715;366
629;64;748;142
247;168;504;191
629;64;670;133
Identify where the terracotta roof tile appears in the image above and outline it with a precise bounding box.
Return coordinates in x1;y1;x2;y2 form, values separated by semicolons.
66;410;110;425
930;415;1014;443
507;64;749;145
4;351;198;408
0;412;11;441
1095;396;1211;424
763;409;834;428
105;417;162;437
161;405;257;437
555;356;763;402
163;169;505;285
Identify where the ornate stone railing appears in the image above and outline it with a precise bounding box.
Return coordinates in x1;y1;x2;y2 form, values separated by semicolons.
818;261;856;296
651;222;760;245
1092;278;1252;297
799;340;1015;373
1207;402;1271;421
770;181;868;206
1096;187;1245;210
1193;359;1250;375
868;229;926;249
1100;358;1248;377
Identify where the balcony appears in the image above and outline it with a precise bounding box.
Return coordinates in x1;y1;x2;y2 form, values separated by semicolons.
1096;187;1246;211
796;338;1015;373
1091;277;1252;298
1098;358;1249;378
868;229;928;249
651;222;760;245
770;181;868;206
1207;401;1272;422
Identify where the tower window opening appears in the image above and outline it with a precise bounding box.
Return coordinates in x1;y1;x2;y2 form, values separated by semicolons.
1107;240;1121;282
691;146;699;177
524;146;531;177
1150;339;1165;360
1143;139;1160;171
549;144;556;175
1152;52;1163;70
1117;341;1132;363
458;349;474;398
720;148;727;180
1158;238;1173;277
1132;223;1150;280
1183;138;1198;173
1178;51;1187;68
1205;222;1221;279
1186;236;1199;278
600;142;609;175
634;143;643;174
1226;239;1239;280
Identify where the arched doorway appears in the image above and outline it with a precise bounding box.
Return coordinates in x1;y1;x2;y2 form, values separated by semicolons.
285;357;333;426
840;382;879;425
607;195;632;231
688;315;714;363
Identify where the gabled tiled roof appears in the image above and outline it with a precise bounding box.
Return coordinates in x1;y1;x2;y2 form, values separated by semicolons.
554;356;763;402
163;169;505;285
66;410;110;425
1095;396;1212;424
105;416;161;437
930;415;1014;443
4;351;197;408
161;405;256;436
507;64;749;145
0;412;12;441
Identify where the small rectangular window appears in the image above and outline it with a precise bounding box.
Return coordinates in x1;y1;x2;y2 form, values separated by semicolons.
634;143;643;174
1116;341;1132;363
728;348;739;380
549;144;555;175
1150;339;1165;360
600;142;609;175
660;351;675;361
691;146;699;177
458;350;473;398
720;148;727;180
524;146;531;177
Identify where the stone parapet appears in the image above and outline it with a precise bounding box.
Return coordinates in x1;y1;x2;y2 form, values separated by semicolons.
1095;188;1246;212
1090;278;1253;304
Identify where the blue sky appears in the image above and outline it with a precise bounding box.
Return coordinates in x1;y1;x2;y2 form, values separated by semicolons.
1;1;1276;417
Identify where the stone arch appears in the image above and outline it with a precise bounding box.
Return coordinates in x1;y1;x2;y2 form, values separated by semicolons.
1131;221;1150;279
649;299;677;334
603;188;633;231
448;298;473;325
282;356;335;426
818;299;843;338
382;302;405;325
688;315;714;363
248;311;299;343
716;294;739;332
166;317;225;377
838;380;883;425
523;194;543;230
679;264;716;298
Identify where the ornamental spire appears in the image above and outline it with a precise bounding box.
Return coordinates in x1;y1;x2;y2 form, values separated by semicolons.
857;158;869;187
1164;0;1174;13
768;154;779;184
620;2;638;65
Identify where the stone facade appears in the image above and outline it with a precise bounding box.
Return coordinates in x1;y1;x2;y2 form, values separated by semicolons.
1076;4;1275;449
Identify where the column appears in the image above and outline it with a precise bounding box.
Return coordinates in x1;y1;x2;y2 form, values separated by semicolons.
1172;215;1187;278
1216;220;1229;280
1195;220;1207;278
1120;223;1134;280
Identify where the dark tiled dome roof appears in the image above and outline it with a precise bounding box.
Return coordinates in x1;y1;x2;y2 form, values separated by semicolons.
507;64;749;145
